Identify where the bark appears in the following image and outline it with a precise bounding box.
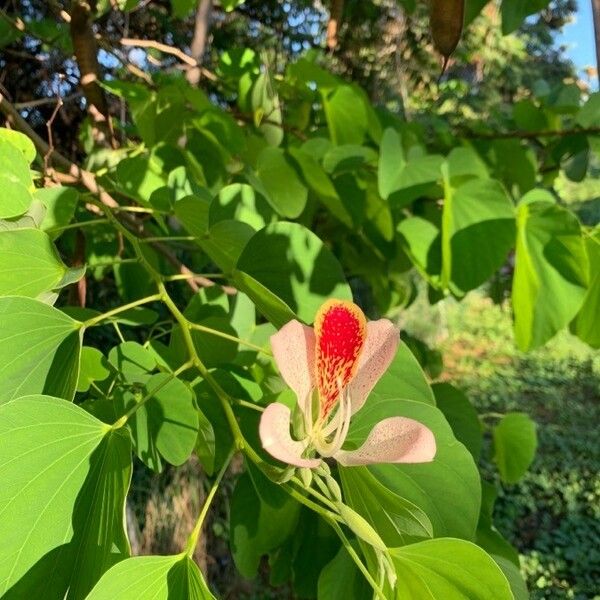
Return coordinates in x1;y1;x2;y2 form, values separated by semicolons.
186;0;212;85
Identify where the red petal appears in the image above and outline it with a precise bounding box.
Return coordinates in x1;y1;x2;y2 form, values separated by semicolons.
314;299;366;418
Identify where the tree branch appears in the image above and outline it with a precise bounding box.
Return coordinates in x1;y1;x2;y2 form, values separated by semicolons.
326;0;344;51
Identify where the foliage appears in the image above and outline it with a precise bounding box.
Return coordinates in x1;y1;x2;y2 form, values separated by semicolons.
0;0;598;598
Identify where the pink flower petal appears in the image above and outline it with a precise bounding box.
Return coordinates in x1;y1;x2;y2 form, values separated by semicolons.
348;319;400;415
259;402;321;468
271;320;316;417
334;416;436;466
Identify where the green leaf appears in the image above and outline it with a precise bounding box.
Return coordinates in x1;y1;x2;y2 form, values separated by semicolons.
577;92;600;127
476;481;520;566
391;538;513;599
513;199;589;350
378;128;442;206
370;340;436;404
34;186;79;237
339;466;433;546
323;85;369;145
0;395;131;599
317;543;370;600
433;382;482;461
0;128;36;163
77;347;111;393
108;341;156;381
251;71;283;146
251;147;308;218
493;412;537;484
347;399;481;541
115;155;167;205
0;229;74;297
493;555;529;600
501;0;550;34
442;175;515;295
210;183;274;229
0;137;33;188
174;193;212;238
230;466;300;578
0;296;82;403
119;373;199;472
571;228;600;348
86;554;215;599
234;222;351;327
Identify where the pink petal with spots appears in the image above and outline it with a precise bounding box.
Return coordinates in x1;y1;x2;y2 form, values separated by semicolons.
271;320;316;417
334;416;436;466
259;402;321;468
348;319;399;415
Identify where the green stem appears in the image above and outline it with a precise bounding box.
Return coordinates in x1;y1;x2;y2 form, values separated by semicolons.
185;448;235;557
141;235;197;243
328;519;387;600
46;218;109;234
83;293;162;328
188;321;271;355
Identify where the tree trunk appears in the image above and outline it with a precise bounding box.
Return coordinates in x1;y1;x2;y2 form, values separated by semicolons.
186;0;212;85
593;0;600;74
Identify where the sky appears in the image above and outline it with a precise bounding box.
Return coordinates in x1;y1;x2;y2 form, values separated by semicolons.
553;1;597;89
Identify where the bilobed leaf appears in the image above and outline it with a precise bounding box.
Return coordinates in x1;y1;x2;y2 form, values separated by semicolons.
199;220;255;273
493;412;537;484
442;175;515;295
493;555;530;600
513;198;588;350
86;555;215;599
234;222;351;327
0;229;74;297
77;347;111;393
0;396;131;599
346;398;481;541
433;382;482;461
391;538;513;599
210;183;274;229
0;296;83;403
378;128;442;206
125;373;199;471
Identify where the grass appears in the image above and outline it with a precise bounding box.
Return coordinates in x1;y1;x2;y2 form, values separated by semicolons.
429;293;600;600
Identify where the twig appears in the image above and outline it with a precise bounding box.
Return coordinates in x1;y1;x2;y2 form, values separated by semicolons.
14;93;81;109
44;84;64;175
120;37;217;81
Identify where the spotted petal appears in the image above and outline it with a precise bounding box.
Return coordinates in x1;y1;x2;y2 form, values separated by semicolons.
271;320;316;417
334;416;436;466
259;402;321;468
348;319;400;415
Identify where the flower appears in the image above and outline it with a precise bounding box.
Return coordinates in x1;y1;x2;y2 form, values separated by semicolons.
259;299;436;468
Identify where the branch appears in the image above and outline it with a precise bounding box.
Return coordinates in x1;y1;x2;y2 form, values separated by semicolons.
0;91;216;293
463;126;600;140
186;0;212;85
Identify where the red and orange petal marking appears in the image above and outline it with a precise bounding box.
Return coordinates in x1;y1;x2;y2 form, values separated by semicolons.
314;299;367;418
